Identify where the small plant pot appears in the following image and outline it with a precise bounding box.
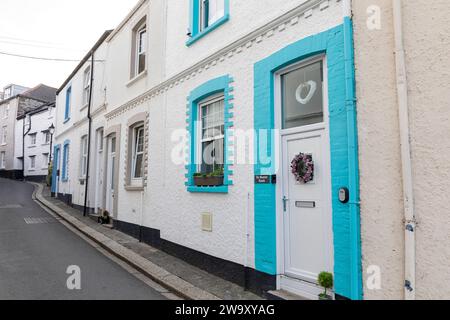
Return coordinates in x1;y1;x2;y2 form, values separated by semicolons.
318;294;333;301
194;176;224;187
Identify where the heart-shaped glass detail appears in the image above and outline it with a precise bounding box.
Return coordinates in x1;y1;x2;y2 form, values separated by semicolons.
295;80;317;105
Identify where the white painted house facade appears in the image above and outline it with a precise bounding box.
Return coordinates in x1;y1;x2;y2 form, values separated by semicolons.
53;0;362;300
15;103;55;181
52;31;111;213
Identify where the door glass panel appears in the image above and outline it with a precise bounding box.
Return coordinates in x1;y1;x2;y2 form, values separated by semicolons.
281;60;323;129
111;137;116;153
111;157;115;190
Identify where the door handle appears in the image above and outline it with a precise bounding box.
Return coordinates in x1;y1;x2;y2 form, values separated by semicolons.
282;196;289;212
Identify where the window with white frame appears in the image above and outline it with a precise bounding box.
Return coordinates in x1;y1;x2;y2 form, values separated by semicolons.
3;103;9;119
83;66;91;106
80;135;88;177
4;87;11;100
1;126;6;144
131;20;147;78
131;125;145;180
198;95;225;174
29;133;37;146
44;131;51;144
0;151;5;168
200;0;225;32
29;156;36;170
43;153;49;167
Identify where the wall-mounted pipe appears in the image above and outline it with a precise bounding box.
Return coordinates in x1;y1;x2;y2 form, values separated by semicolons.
83;52;95;216
392;0;416;300
22;113;32;180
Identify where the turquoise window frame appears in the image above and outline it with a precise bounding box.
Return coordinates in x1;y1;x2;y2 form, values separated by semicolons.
62;140;70;182
186;0;230;46
185;75;234;194
64;86;71;123
253;22;362;300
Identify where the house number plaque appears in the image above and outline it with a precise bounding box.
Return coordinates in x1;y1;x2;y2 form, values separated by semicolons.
255;175;277;184
255;175;271;184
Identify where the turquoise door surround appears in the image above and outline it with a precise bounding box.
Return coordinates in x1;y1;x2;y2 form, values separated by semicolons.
253;22;362;300
51;144;61;193
62;140;70;182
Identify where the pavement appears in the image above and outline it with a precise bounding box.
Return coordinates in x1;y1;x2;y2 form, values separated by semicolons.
0;178;167;300
33;181;262;300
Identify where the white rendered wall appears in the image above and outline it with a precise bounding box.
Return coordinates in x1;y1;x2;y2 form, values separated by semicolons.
22;107;55;177
54;40;109;209
106;0;343;267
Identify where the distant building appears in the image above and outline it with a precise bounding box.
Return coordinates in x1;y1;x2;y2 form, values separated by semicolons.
0;84;56;179
0;84;29;101
15;102;56;182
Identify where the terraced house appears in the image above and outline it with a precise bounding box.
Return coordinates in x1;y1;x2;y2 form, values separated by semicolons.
53;0;361;300
0;84;56;180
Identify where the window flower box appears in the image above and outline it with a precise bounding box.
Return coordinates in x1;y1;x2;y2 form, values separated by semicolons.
193;175;224;187
193;168;225;187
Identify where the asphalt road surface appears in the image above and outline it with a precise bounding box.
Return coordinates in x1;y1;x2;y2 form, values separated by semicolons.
0;178;166;300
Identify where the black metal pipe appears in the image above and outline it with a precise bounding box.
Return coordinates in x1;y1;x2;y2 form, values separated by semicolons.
49;134;53;165
83;52;94;217
22;114;31;181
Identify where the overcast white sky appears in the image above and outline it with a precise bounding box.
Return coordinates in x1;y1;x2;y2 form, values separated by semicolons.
0;0;139;91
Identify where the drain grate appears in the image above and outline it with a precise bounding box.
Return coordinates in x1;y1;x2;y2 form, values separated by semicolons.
24;217;56;225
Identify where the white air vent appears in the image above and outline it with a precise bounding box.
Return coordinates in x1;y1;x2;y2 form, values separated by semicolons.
201;213;213;232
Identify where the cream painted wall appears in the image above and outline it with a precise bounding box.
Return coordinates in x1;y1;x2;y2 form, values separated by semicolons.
354;0;450;299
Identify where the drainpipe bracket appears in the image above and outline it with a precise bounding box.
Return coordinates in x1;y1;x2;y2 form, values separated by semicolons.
405;280;414;292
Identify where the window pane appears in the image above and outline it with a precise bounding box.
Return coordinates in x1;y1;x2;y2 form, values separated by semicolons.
134;154;143;178
138;53;146;74
199;96;225;174
214;138;224;166
135;127;144;152
139;30;146;53
208;0;225;26
281;61;323;129
111;138;116;153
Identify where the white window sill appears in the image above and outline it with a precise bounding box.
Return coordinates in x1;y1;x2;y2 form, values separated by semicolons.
125;178;144;191
126;70;147;87
125;185;144;192
80;103;89;111
29;145;36;149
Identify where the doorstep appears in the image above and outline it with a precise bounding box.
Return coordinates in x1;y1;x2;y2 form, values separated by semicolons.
266;290;309;301
31;183;262;301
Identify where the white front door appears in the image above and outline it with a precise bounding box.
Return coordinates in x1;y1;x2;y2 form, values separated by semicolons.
281;129;333;295
276;56;334;299
106;136;116;217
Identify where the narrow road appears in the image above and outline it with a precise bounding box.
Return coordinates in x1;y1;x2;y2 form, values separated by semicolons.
0;178;165;300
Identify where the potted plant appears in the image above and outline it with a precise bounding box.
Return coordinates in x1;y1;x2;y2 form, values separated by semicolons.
193;168;224;187
318;272;333;300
